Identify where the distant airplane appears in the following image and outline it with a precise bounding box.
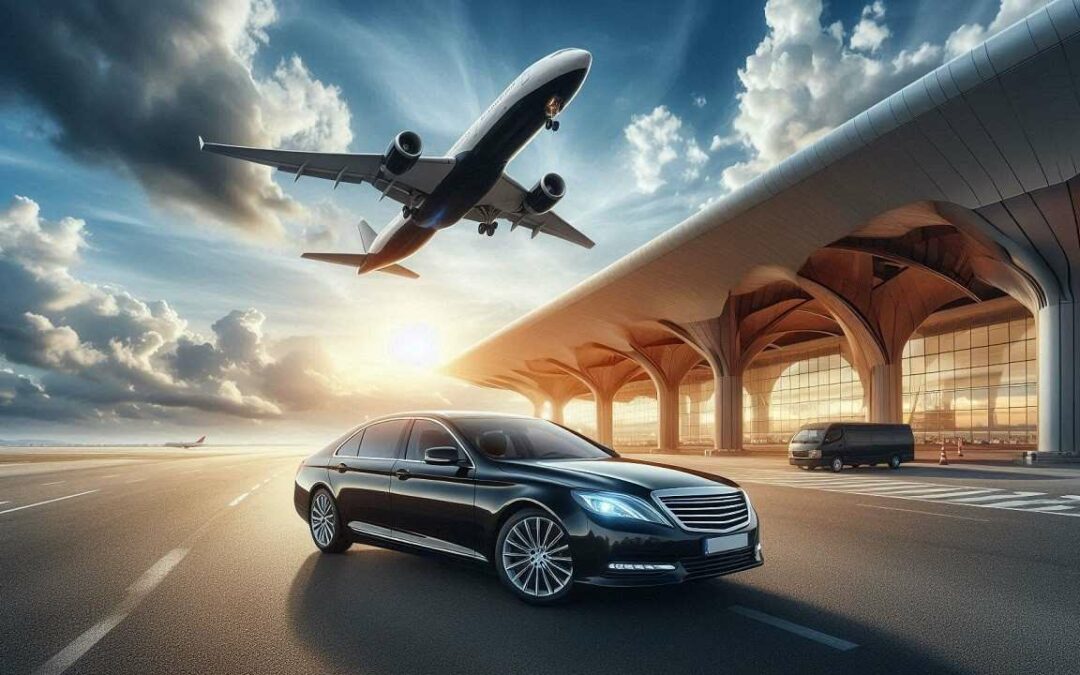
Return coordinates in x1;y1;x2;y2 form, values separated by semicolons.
164;435;206;449
200;48;594;279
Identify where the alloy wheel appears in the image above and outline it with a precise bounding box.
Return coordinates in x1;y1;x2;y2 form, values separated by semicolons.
310;492;336;548
501;516;573;599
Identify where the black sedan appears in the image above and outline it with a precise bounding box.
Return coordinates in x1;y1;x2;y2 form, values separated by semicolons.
294;412;762;604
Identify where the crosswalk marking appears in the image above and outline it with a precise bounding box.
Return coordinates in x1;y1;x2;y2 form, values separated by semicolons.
715;468;1080;518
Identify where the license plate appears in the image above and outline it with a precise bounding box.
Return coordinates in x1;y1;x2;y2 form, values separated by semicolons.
704;533;748;555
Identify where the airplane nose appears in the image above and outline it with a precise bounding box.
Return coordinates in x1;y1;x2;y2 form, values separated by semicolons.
571;49;592;71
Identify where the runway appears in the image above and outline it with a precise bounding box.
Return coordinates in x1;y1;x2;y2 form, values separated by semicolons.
1;447;1077;674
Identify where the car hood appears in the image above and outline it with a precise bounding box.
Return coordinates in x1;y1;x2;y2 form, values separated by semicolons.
504;457;740;494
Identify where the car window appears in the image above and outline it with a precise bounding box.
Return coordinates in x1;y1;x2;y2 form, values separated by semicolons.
453;417;611;460
406;420;459;461
335;428;364;457
823;427;842;443
357;420;409;459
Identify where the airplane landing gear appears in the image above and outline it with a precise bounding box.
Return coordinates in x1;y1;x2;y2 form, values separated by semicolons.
402;205;414;218
478;222;497;237
545;118;560;132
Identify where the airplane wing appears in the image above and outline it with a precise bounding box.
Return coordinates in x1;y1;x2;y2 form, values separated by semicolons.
198;138;455;207
468;174;595;249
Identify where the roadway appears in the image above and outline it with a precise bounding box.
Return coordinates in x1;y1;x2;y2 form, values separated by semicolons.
1;446;1078;674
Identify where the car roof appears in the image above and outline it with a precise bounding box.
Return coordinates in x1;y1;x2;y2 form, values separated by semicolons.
362;410;535;424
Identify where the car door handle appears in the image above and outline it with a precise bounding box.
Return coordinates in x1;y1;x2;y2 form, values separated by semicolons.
393;468;411;480
336;463;348;474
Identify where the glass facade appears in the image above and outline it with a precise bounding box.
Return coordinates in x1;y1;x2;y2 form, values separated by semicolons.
562;395;597;439
679;369;714;447
902;315;1036;444
743;343;865;444
612;379;658;448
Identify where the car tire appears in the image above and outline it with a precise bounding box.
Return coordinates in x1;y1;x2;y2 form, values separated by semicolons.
495;509;574;605
889;454;902;470
309;488;350;554
830;456;844;473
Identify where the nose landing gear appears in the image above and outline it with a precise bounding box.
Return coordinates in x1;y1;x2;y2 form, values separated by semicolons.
478;222;498;237
545;118;560;132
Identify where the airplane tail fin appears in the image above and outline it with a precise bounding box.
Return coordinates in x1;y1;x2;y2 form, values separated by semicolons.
195;436;206;444
377;264;419;279
302;252;369;269
356;220;377;253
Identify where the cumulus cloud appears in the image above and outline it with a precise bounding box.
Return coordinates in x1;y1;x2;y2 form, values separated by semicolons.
713;0;1049;193
850;2;890;53
944;0;1048;58
624;106;712;193
0;0;353;238
0;195;369;424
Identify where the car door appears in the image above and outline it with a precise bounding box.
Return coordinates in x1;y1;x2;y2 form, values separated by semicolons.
390;418;482;560
330;419;409;534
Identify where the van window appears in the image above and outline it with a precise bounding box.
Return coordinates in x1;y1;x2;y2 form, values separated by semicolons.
792;429;823;443
823;427;842;443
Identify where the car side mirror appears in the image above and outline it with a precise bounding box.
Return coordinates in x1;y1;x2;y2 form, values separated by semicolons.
424;446;462;465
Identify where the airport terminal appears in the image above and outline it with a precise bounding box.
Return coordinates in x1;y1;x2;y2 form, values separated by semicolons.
447;6;1080;457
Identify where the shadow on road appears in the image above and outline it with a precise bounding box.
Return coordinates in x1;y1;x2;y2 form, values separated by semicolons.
287;547;953;674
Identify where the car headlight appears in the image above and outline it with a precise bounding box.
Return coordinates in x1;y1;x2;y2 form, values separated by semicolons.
571;490;670;525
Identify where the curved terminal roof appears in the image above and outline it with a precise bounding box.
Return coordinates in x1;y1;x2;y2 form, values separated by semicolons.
447;1;1080;386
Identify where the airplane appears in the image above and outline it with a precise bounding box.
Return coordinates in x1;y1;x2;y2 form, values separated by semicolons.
164;435;206;449
199;48;595;279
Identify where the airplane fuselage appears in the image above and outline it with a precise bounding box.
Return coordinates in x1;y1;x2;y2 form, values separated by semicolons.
360;49;591;273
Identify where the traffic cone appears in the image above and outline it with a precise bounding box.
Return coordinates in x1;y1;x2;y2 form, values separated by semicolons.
939;442;949;465
956;438;964;458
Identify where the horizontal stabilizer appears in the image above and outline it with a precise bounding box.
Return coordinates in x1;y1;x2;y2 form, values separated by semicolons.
377;264;419;279
301;252;368;268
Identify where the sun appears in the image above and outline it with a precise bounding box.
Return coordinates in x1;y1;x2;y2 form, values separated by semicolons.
387;322;441;370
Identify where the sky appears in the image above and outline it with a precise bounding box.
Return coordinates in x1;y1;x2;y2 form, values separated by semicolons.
0;0;1050;443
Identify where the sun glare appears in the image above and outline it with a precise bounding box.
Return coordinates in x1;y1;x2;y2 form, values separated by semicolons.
387;322;441;369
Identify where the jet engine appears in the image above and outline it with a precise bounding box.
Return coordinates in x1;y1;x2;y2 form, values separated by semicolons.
524;172;566;214
383;131;422;175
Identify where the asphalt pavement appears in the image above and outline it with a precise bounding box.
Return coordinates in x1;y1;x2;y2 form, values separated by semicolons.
1;446;1077;674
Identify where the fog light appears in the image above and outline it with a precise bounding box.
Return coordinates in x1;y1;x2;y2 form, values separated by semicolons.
607;562;676;572
809;449;821;459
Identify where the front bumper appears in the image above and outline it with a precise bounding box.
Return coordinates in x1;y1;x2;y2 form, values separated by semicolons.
788;456;824;467
568;515;763;587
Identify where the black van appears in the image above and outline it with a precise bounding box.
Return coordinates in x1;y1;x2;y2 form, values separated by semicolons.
788;422;915;472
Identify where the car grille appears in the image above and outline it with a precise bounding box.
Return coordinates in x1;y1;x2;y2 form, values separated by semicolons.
790;449;809;458
655;490;750;532
680;547;758;580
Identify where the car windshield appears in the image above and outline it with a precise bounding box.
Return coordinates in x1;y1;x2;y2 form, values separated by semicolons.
791;428;824;443
453;417;612;461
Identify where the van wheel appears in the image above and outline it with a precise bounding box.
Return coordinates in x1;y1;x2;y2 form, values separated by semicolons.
830;456;844;473
888;454;901;469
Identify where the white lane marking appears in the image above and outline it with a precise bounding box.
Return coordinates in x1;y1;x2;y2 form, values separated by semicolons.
911;489;996;500
0;501;8;506
32;548;189;675
0;490;99;516
976;498;1073;508
857;503;990;522
125;478;145;484
251;483;261;491
950;491;1043;503
100;474;119;479
41;481;66;486
229;492;249;507
1026;505;1077;512
262;478;271;486
729;605;858;651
